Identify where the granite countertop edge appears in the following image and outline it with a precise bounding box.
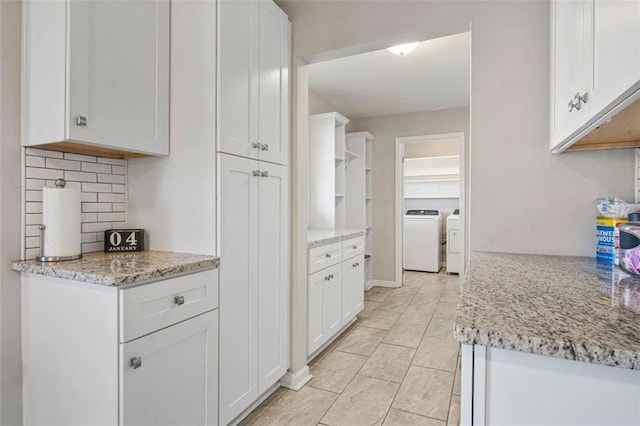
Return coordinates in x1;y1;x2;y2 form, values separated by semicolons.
11;252;220;287
308;229;367;248
453;323;640;370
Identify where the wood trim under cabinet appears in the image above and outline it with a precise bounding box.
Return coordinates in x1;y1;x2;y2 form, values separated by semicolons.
567;98;640;152
29;141;153;159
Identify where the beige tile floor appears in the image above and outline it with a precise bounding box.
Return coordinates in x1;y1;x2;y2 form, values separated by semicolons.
240;270;462;426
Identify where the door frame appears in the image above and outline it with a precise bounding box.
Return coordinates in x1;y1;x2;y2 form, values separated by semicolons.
395;132;466;286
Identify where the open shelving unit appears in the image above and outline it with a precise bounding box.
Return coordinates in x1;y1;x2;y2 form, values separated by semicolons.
404;155;460;199
309;112;350;228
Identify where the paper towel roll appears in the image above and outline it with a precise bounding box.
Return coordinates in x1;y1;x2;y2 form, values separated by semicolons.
42;186;81;258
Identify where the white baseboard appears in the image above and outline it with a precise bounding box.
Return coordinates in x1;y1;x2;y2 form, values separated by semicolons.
280;366;312;391
370;279;400;288
365;280;375;291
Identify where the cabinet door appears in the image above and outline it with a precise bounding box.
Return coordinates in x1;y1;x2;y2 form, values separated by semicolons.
550;0;591;149
68;0;169;155
218;153;259;425
257;1;290;166
257;162;289;394
352;255;365;315
308;269;327;356
323;264;342;338
590;1;640;115
120;311;218;426
341;260;354;326
218;0;260;160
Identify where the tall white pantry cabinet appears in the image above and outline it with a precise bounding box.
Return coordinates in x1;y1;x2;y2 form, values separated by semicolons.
217;0;292;424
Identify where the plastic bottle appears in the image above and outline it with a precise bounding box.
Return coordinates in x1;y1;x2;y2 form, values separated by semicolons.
619;213;640;277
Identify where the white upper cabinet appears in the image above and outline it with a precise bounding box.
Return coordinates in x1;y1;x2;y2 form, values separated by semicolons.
550;0;640;153
22;0;170;156
218;0;291;165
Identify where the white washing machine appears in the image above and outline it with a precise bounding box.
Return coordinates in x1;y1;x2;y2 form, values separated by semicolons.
447;209;461;274
403;210;441;273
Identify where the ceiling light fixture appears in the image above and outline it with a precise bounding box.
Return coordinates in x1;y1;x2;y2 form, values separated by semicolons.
387;42;420;56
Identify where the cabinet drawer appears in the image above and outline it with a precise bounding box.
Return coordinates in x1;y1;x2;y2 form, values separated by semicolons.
308;242;342;274
120;269;218;343
342;236;365;260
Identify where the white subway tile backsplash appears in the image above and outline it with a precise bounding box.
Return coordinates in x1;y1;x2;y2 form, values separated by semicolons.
26;168;64;180
25;190;42;202
25;202;42;214
83;203;112;213
24;148;128;258
82;242;104;253
97;173;125;184
98;212;126;222
65;153;97;162
25;248;39;259
26;148;64;158
81;213;98;222
25;179;45;190
46;158;81;171
111;165;126;175
82;222;113;233
81;192;98;203
82;182;112;193
97;157;125;166
26;236;40;249
82;162;112;173
98;193;126;203
81;233;98;243
65;171;97;182
25;155;45;167
25;214;42;225
25;225;40;237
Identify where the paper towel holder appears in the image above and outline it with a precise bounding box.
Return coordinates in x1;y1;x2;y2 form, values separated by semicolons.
36;179;82;263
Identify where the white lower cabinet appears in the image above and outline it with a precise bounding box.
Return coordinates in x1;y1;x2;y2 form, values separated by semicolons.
121;311;218;425
307;237;365;358
22;269;219;425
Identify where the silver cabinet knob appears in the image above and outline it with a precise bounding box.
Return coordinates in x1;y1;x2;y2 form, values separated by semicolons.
261;171;269;178
353;245;357;250
76;116;87;126
325;275;330;281
568;92;589;112
174;295;185;306
261;143;269;151
130;357;142;369
253;141;261;149
329;274;334;279
253;170;261;177
325;253;331;259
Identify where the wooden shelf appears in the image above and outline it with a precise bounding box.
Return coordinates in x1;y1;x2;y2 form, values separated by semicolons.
29;141;152;159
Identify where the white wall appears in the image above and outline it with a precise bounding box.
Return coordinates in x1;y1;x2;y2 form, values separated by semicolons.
351;107;470;280
128;1;216;256
282;0;635;282
0;0;23;423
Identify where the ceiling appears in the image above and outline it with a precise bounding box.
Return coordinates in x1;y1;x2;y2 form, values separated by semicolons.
307;32;471;120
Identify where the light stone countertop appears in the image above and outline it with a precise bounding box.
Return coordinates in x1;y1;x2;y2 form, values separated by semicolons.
454;251;640;370
11;250;219;287
308;228;366;248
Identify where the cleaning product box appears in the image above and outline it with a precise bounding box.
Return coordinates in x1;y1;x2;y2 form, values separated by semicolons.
596;216;626;264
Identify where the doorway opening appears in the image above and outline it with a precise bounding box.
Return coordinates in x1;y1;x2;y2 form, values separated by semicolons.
395;133;466;286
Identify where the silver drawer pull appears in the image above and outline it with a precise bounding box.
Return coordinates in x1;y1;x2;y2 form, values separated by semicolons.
253;170;261;177
353;245;357;250
325;275;330;281
75;116;87;126
261;143;269;151
329;274;334;279
130;357;142;369
261;171;269;178
174;295;185;306
253;141;261;149
325;253;331;259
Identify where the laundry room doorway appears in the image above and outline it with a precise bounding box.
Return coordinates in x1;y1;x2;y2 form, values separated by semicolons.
395;132;467;286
